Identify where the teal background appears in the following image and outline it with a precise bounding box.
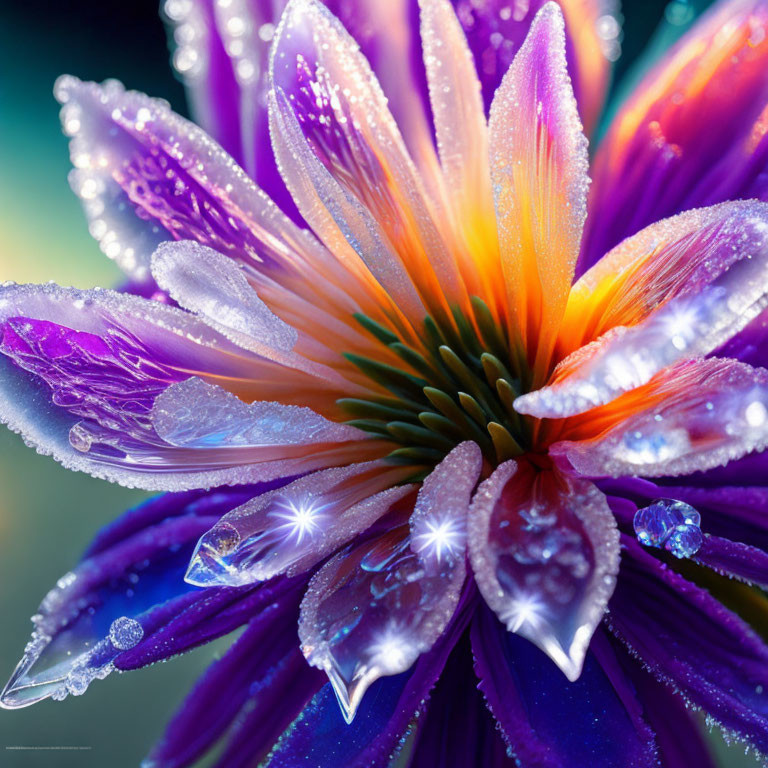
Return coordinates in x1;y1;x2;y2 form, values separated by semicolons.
0;1;759;765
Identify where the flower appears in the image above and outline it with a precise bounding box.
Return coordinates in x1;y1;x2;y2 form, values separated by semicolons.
2;0;768;765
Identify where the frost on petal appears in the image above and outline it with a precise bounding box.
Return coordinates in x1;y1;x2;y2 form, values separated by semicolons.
151;240;297;354
53;75;369;321
184;461;414;587
0;489;256;708
0;284;374;491
543;202;768;416
467;461;619;681
551;357;768;479
298;443;482;723
269;0;464;314
488;3;590;377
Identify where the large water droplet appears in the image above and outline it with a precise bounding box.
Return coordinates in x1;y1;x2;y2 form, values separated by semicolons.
633;499;703;558
108;617;144;651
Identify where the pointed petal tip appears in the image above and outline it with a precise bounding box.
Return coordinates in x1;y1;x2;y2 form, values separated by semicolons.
323;657;381;725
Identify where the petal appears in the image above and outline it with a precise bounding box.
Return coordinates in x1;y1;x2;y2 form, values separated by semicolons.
582;0;768;271
551;357;768;478
145;608;322;768
0;488;288;708
162;0;242;164
471;607;659;768
0;285;382;490
467;461;619;681
408;639;514;767
298;442;481;722
54;75;382;336
521;201;768;417
608;536;768;753
265;586;475;768
184;460;414;587
695;535;768;589
488;3;590;379
268;0;465;319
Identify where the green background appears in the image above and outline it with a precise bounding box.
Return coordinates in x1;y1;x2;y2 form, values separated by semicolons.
0;1;759;765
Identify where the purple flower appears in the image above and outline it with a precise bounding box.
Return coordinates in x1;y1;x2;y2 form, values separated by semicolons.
2;0;768;765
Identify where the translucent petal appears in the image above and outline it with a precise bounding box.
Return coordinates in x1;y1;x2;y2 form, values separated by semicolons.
467;461;619;681
299;443;481;723
532;201;768;417
268;0;464;316
551;357;768;479
184;461;414;586
488;3;589;376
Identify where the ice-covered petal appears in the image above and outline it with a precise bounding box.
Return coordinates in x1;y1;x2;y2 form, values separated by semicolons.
298;443;481;723
551;357;768;478
542;201;768;415
0;488;285;708
184;460;414;587
0;284;380;491
267;586;474;767
471;607;659;768
467;461;619;681
582;0;768;271
151;240;296;354
488;3;590;377
608;536;768;753
269;0;465;317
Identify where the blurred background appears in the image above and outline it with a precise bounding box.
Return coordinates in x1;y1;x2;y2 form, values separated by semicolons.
0;0;758;765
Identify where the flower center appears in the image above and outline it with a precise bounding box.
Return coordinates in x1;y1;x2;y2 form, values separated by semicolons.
339;297;533;470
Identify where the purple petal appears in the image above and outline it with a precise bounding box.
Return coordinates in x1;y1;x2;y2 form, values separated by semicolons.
408;636;514;767
0;285;370;490
608;535;768;753
0;487;277;708
467;461;619;681
581;0;768;273
145;597;321;768
695;535;768;589
471;605;658;768
551;358;768;479
265;585;475;768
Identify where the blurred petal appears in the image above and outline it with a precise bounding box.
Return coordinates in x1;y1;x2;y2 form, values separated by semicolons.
471;607;659;768
265;586;475;768
609;536;768;753
0;488;295;708
551;358;768;478
0;285;382;490
269;0;465;319
583;0;768;271
467;461;619;681
145;603;322;768
299;443;481;722
489;3;589;378
520;201;768;418
184;460;413;586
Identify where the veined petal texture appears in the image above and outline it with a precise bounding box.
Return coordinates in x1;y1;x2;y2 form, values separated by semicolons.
468;461;619;681
298;443;481;723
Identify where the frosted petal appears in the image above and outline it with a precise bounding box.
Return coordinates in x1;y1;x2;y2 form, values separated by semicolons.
184;462;413;586
152;240;297;353
488;3;589;373
268;0;464;312
532;201;768;417
552;357;768;478
151;377;360;449
467;462;619;681
299;443;481;722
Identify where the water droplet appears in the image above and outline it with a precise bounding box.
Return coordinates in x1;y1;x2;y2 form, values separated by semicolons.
633;499;702;558
108;617;144;651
